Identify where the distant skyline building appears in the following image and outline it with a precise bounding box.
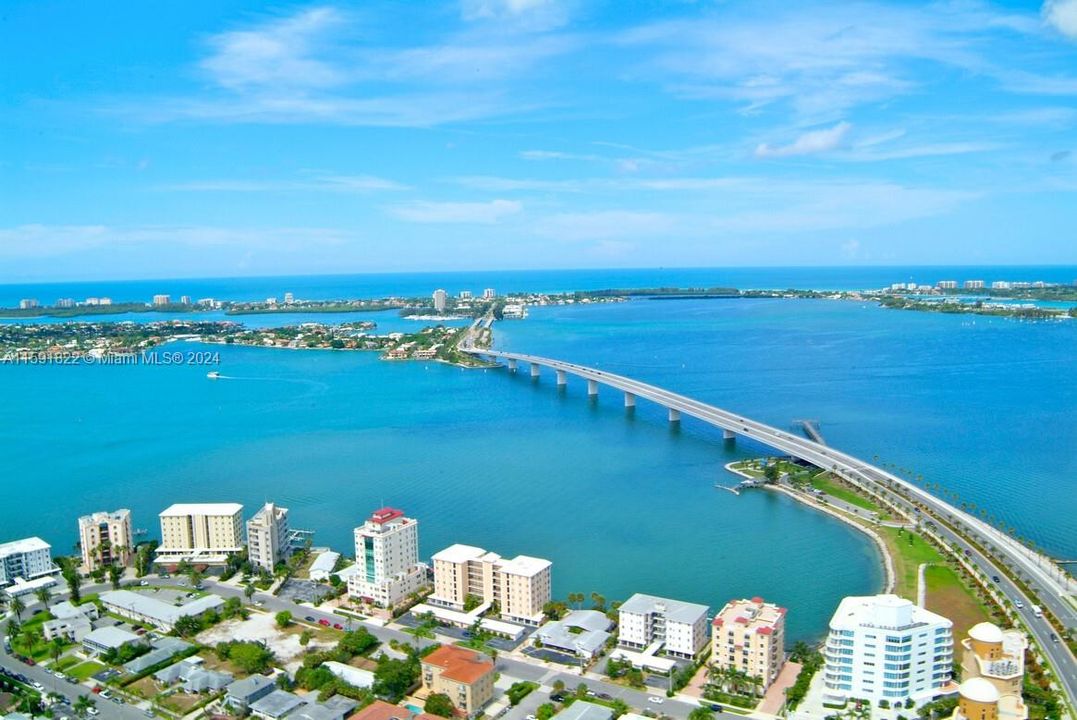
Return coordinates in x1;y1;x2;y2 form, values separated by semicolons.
18;299;39;309
284;292;294;304
152;294;171;306
180;295;191;305
459;290;472;300
433;288;447;313
964;280;985;289
56;298;75;308
78;509;133;572
246;502;291;572
822;594;954;706
347;507;427;608
483;288;496;299
937;280;958;289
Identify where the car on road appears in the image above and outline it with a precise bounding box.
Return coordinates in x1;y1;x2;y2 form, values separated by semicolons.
318;619;331;626
305;616;315;622
549;694;565;703
333;623;344;630
526;715;536;720
140;580;149;586
99;690;112;699
86;709;99;717
709;705;723;713
586;690;597;697
32;681;44;691
597;693;612;700
145;710;156;718
648;697;664;704
1015;600;1024;609
1050;633;1059;643
991;575;1000;583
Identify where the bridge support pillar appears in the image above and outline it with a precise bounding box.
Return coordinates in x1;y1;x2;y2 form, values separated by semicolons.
530;363;541;378
723;429;735;441
624;392;636;408
556;370;567;387
587;380;598;397
508;359;517;373
668;408;680;423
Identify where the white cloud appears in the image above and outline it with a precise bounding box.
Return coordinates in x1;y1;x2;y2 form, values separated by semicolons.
388;199;522;224
461;0;569;30
755;122;852;158
159;175;410;193
201;7;345;90
1044;0;1077;38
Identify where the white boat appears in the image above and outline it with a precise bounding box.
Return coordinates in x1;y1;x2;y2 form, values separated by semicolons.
206;371;221;379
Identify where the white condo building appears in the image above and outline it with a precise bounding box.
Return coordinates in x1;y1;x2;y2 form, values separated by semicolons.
430;543;552;625
78;509;134;572
0;537;58;589
618;593;709;659
246;503;291;572
155;503;244;567
433;289;447;313
347;507;427;608
823;594;954;706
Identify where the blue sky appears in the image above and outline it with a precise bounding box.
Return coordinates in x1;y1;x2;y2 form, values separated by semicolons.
2;0;1076;280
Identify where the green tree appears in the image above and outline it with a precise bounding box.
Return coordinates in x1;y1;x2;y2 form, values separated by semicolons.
173;615;203;637
373;655;419;702
689;709;715;720
424;693;455;718
244;582;256;602
229;642;275;674
552;679;565;693
338;628;378;656
74;695;96;718
463;594;483;612
590;592;606;611
536;704;556;720
108;564;124;590
10;596;25;620
35;587;51;610
50;636;66;663
276;610;293;628
300;630;314;646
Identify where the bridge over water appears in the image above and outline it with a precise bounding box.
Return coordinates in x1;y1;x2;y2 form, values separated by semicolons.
465;348;1077;608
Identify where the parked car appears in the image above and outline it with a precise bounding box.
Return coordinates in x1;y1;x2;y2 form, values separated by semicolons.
709;705;723;713
648;697;664;705
86;709;99;717
549;694;565;703
1051;633;1059;643
140;580;149;586
991;575;1000;583
305;616;316;622
1015;600;1024;609
318;619;331;626
597;693;612;701
333;623;344;630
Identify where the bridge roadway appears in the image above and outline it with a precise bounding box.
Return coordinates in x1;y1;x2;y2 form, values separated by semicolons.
468;347;1077;706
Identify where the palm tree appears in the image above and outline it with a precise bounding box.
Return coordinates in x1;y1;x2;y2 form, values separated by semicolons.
6;620;22;640
36;587;51;610
11;595;25;620
74;695;96;718
50;636;65;663
244;582;256;603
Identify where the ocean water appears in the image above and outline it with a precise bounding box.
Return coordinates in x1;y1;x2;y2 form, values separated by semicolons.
1;267;1073;641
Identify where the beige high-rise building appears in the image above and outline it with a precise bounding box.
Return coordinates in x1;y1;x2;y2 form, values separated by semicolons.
430;544;551;625
78;509;133;572
953;623;1027;720
710;597;786;691
156;503;244;567
246;503;290;572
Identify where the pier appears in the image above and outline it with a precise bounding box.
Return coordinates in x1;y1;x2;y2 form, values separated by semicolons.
796;419;826;445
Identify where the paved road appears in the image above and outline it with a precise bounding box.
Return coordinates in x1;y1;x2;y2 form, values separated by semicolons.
468;348;1077;709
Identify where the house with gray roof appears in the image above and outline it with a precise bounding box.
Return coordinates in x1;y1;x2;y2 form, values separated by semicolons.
618;593;709;659
225;675;276;711
82;626;144;656
250;690;308;720
535;610;612;658
123;637;193;674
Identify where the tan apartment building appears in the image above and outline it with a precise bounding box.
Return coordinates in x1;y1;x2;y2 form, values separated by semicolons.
954;623;1028;720
430;543;551;625
420;645;495;717
711;597;786;691
246;502;291;572
78;509;133;572
156;503;244;567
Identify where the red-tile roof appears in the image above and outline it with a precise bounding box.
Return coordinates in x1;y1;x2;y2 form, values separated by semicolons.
349;701;411;720
370;508;404;524
423;645;493;685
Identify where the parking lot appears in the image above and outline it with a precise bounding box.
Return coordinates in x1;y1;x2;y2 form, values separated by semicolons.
276;579;334;604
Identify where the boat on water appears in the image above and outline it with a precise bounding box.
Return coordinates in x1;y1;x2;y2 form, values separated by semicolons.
206;371;221;379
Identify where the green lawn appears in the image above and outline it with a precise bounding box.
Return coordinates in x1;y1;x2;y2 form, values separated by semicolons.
878;526;945;601
52;655;82;672
924;565;992;640
811;475;880;513
68;661;107;681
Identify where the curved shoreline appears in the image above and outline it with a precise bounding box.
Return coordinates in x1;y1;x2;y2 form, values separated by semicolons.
724;462;896;594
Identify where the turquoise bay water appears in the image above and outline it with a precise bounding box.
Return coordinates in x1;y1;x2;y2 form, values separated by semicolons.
1;278;1073;641
0;327;881;642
